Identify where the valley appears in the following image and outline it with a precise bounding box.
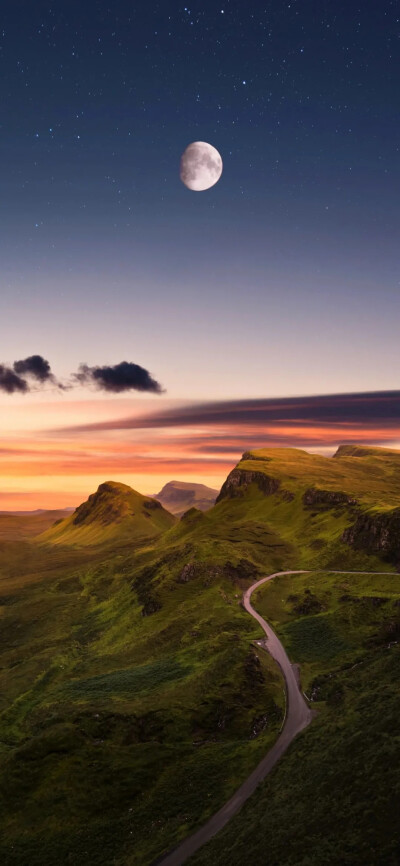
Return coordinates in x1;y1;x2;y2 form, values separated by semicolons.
0;445;400;865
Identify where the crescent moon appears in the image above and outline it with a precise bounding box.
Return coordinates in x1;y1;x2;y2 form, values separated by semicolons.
180;141;223;192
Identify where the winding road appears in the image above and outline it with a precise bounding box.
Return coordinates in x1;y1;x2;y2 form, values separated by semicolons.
154;570;314;866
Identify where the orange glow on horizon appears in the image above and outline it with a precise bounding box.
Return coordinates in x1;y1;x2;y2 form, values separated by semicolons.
1;395;399;510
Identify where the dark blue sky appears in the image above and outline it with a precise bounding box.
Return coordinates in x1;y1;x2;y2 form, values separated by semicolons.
0;0;399;400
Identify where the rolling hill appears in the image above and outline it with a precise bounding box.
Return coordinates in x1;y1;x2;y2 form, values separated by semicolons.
39;481;176;547
0;509;73;541
152;480;218;516
1;445;400;865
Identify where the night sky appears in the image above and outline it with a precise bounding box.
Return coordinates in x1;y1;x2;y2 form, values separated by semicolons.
1;1;399;506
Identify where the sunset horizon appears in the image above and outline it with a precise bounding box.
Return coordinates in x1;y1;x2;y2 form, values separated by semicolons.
2;386;400;509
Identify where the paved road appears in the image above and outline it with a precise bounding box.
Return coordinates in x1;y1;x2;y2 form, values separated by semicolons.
154;570;314;866
154;567;395;865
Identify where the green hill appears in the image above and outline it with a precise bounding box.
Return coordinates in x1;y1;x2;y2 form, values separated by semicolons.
1;446;400;865
40;481;176;547
193;444;400;571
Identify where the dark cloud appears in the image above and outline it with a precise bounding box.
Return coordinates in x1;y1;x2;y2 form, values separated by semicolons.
57;391;400;435
75;361;164;394
9;355;66;393
0;365;29;394
0;356;163;396
13;355;64;388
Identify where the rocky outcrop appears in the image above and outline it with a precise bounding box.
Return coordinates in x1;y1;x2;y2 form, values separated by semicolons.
303;488;358;509
216;468;281;502
342;508;400;566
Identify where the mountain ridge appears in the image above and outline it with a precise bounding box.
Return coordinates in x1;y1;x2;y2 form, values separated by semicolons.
40;480;176;546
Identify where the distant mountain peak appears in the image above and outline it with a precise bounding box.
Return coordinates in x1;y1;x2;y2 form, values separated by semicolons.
158;480;218;494
153;480;218;516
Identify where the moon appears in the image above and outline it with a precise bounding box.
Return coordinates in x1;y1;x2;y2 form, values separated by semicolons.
180;141;223;191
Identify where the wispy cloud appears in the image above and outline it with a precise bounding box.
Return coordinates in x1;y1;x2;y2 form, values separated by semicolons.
55;390;400;437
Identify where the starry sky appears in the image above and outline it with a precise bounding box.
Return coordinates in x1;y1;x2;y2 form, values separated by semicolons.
1;0;399;507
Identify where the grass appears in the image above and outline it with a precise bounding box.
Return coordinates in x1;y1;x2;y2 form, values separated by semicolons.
191;569;400;866
282;614;350;662
63;657;191;698
253;569;400;692
0;535;285;866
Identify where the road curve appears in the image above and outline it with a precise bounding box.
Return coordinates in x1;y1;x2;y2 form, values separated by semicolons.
154;570;314;866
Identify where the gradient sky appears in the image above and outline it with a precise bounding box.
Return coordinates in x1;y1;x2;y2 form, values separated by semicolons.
1;1;399;507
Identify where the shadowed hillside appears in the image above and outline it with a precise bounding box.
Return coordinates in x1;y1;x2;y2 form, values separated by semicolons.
0;515;285;865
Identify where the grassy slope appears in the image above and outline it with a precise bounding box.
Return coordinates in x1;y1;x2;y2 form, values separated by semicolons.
0;535;285;866
192;569;400;866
